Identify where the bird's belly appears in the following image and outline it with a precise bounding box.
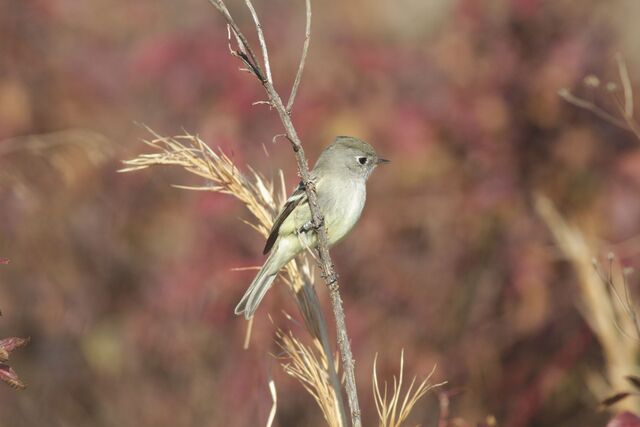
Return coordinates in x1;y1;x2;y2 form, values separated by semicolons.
325;183;366;245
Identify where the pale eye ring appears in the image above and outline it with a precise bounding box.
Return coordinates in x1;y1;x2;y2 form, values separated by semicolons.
357;156;367;165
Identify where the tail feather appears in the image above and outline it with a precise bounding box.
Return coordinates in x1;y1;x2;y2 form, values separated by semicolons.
235;257;279;319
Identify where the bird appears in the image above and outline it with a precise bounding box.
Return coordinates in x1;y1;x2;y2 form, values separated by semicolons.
234;135;389;319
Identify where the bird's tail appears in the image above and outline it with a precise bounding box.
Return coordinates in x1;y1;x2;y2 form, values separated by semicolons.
234;254;279;319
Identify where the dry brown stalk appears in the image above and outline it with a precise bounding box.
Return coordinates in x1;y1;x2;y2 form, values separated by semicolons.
286;0;311;113
207;0;361;425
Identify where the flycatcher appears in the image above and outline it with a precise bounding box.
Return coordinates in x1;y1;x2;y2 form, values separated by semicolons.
235;136;388;318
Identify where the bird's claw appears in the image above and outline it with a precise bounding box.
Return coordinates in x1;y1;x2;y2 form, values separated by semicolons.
298;221;314;234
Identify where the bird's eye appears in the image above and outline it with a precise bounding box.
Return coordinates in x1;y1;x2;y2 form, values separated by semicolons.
357;156;367;165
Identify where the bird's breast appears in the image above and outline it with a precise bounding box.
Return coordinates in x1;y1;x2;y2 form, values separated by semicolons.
319;178;366;246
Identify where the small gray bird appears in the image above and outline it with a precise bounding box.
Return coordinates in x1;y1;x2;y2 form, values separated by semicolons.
235;136;389;319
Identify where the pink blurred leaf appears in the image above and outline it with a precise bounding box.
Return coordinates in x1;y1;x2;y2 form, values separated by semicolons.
607;412;640;427
0;363;25;389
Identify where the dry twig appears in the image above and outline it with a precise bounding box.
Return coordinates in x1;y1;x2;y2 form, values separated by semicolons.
206;1;361;424
559;54;640;138
286;0;311;113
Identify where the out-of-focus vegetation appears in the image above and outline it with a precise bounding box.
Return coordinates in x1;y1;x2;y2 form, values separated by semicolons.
1;1;640;426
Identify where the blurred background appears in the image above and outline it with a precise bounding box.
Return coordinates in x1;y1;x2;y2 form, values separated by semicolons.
2;0;640;426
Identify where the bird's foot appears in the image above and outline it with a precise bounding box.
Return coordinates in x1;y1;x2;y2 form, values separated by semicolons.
298;221;314;234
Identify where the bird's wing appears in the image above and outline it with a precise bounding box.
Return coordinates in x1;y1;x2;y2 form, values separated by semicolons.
263;181;308;254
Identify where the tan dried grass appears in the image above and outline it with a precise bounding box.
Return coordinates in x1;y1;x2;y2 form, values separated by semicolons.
373;350;445;427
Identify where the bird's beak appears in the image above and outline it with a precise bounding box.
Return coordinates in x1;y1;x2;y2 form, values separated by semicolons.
377;158;390;165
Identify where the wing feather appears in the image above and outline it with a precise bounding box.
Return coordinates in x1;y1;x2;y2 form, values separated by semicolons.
263;182;307;254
